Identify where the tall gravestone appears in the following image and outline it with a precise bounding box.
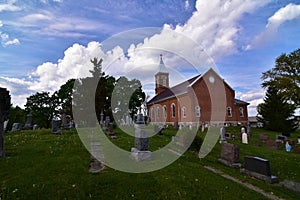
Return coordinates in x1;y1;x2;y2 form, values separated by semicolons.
0;88;11;157
131;113;151;161
218;143;241;168
24;111;33;130
220;127;226;143
52;119;61;134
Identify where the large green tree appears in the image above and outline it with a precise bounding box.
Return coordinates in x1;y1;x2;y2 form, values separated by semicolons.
257;86;298;133
7;106;25;130
261;48;300;107
24;92;57;128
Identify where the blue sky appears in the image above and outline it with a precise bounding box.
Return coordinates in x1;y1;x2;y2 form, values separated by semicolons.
0;0;300;116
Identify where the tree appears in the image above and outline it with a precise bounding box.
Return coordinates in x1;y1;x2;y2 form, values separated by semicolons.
52;79;75;116
24;92;57;128
111;76;146;122
261;48;300;107
257;86;298;133
7;106;25;130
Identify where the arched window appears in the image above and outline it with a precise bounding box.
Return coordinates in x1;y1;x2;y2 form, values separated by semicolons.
157;107;161;118
182;106;187;118
239;107;244;117
227;107;232;117
163;105;167;118
171;103;176;118
195;106;201;117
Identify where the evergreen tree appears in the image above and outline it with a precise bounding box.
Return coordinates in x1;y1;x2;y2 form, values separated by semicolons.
257;86;298;133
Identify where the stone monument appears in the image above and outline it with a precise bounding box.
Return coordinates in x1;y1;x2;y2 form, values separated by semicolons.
52;118;61;134
23;111;33;130
218;143;241;168
241;127;248;144
11;123;22;132
220;127;226;143
100;111;104;126
0;88;11;157
131;113;151;161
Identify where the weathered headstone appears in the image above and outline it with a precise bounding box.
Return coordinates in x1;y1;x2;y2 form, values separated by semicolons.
23;111;33;130
220;127;226;143
259;134;269;142
11;123;22;132
174;121;179;130
241;128;248;144
52;119;61;134
131;113;151;161
218;143;241;168
100;111;104;126
201;124;205;132
247;122;251;136
0;88;10;157
241;156;279;183
33;124;39;130
89;134;105;173
266;140;280;150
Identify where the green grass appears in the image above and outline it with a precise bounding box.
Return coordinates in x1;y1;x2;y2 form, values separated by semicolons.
0;127;299;199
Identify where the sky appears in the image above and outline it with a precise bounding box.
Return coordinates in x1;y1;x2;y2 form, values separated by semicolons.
0;0;300;116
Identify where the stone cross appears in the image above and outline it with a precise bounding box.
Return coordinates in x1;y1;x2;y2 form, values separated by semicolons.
0;88;11;157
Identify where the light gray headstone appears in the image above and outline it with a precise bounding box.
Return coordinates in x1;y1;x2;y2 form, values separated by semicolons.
52;119;61;134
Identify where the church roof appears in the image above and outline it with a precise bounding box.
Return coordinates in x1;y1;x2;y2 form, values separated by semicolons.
234;99;250;105
148;74;200;105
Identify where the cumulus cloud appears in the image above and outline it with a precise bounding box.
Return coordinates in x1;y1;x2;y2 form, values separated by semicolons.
236;90;265;116
5;0;273;107
246;3;300;50
0;0;21;12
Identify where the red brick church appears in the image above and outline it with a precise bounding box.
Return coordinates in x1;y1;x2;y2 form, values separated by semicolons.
147;55;249;126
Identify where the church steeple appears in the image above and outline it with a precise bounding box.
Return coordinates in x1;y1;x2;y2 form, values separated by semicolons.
155;54;169;95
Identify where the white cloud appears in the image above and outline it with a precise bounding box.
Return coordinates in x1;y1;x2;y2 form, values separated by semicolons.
267;3;300;29
236;89;265;116
3;38;20;46
246;3;300;50
0;0;21;12
0;31;20;47
0;20;3;27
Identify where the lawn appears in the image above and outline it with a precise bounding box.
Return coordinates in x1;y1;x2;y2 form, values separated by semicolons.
0;126;299;199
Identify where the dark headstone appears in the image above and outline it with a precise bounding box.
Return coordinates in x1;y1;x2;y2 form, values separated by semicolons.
23;111;33;130
0;88;10;158
218;143;241;168
242;156;279;183
52;119;61;134
276;135;287;141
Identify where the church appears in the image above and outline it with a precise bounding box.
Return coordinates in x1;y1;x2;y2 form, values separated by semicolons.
147;55;249;127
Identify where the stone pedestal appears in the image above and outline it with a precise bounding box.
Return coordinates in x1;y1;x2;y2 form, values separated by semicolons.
131;113;151;161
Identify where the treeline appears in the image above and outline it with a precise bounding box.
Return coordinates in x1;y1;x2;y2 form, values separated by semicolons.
8;58;145;130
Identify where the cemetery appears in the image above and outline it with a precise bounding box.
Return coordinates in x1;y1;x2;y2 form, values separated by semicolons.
0;120;299;199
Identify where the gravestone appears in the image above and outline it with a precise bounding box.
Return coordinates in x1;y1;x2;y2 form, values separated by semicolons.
0;88;10;157
241;156;279;183
52;119;61;134
276;135;287;142
220;127;227;143
33;124;39;130
131;113;151;161
201;124;205;132
11;123;22;132
154;125;163;135
60;109;72;130
298;136;300;144
241;127;248;144
266;140;280;150
103;116;110;132
218;143;241;168
23;111;33;130
247;122;251;136
100;111;104;126
174;121;179;130
259;134;269;142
